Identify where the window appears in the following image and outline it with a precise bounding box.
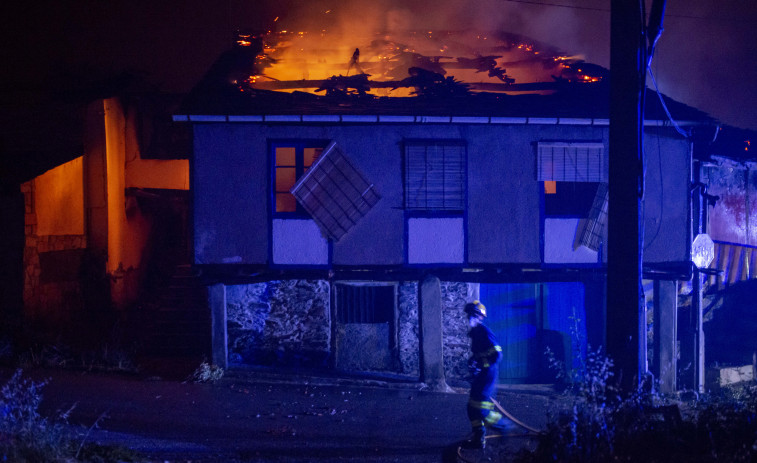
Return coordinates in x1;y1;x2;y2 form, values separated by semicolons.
290;142;380;241
336;284;395;324
538;141;607;254
538;141;606;218
404;141;465;211
273;141;326;213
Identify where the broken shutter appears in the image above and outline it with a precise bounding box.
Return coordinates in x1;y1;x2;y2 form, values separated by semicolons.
537;142;605;182
404;142;465;210
575;182;609;251
290;142;380;241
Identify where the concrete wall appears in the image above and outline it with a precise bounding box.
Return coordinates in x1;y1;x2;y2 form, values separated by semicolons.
191;122;691;268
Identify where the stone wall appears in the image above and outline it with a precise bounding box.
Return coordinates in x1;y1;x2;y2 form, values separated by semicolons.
398;282;420;377
21;181;87;322
226;280;331;368
225;278;474;382
441;281;475;384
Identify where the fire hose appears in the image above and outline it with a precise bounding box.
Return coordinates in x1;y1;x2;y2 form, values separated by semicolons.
490;396;540;434
455;396;541;462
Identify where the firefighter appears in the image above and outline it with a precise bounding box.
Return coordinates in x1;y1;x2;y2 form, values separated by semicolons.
462;300;518;449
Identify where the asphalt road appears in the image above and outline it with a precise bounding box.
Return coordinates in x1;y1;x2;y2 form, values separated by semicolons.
3;366;557;462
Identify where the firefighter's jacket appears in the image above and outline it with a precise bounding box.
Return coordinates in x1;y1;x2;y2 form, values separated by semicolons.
468;323;503;404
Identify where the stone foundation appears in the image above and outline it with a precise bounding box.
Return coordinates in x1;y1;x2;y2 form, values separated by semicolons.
225;278;475;381
226;280;331;368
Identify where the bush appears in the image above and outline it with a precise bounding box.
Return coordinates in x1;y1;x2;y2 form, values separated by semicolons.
518;348;757;462
0;369;70;462
0;369;144;462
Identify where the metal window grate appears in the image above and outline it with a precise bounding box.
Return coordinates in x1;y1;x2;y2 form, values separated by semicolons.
537;142;605;182
336;284;394;324
405;142;465;210
291;142;380;241
576;182;609;251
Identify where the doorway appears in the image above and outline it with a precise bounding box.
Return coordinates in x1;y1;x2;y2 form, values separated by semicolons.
480;282;587;383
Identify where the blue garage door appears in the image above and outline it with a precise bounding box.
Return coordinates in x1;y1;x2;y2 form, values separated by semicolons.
480;282;586;383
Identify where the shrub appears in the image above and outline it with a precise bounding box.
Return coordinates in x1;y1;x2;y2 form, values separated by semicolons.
0;370;144;462
519;347;757;462
0;369;70;462
189;361;224;383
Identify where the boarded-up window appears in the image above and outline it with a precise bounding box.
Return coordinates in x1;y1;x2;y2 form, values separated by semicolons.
404;141;465;211
336;284;394;324
537;142;605;182
291;142;380;241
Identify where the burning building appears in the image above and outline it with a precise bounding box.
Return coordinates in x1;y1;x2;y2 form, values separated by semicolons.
168;21;735;391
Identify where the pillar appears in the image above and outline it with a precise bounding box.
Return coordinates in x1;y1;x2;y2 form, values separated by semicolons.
653;279;677;393
419;275;450;392
209;283;227;369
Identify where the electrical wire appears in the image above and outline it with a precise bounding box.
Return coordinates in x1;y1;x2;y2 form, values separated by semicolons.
646;66;691;139
499;0;756;23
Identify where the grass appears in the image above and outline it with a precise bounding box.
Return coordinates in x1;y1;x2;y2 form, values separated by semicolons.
0;369;143;462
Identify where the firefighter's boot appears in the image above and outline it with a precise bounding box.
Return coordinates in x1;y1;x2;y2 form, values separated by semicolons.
461;427;486;449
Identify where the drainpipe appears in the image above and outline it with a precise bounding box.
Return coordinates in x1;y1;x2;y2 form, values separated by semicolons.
746;166;751;247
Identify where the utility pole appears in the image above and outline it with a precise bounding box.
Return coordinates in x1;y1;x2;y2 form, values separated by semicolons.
607;0;647;394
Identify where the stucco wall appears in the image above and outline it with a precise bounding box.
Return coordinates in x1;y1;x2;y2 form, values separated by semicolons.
192;122;693;268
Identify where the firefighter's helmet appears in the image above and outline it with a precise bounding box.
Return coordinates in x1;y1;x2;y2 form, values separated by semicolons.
464;300;486;318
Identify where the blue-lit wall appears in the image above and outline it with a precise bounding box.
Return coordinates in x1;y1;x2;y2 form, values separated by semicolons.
191;122;690;268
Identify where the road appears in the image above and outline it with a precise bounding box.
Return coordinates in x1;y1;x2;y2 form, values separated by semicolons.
4;366;558;462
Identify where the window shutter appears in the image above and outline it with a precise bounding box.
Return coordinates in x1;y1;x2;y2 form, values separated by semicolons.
537;142;605;182
576;182;609;251
336;284;394;324
405;142;465;210
291;142;380;241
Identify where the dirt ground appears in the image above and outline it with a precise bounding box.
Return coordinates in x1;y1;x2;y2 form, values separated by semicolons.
2;364;559;462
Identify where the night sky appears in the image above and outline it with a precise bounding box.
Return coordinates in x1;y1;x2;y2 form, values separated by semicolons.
2;0;756;130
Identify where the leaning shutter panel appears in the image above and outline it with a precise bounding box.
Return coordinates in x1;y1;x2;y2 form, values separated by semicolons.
291;142;380;241
576;182;609;251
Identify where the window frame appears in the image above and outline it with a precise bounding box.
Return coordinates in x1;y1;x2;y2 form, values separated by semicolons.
537;140;606;263
270;139;329;217
402;139;467;215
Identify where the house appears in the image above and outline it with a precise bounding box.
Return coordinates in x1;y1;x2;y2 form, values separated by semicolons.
16;94;192;349
175;65;721;389
697;126;757;386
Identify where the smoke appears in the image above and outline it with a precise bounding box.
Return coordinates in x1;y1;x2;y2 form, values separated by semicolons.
265;0;756;130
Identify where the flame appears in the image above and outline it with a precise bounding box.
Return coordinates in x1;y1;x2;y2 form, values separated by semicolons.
246;28;599;95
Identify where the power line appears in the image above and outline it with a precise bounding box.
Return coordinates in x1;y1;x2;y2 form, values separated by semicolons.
500;0;757;23
501;0;608;12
